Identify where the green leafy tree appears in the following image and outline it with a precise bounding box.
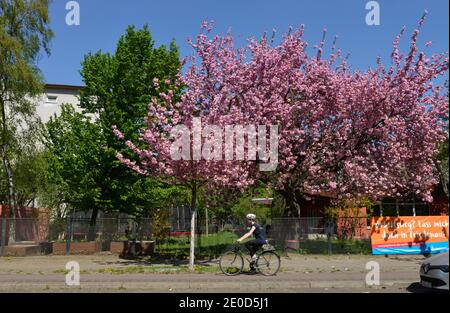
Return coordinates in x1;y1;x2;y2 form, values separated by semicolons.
0;113;60;218
13;150;48;208
435;81;449;198
0;122;44;206
44;105;101;203
44;105;105;237
45;104;189;240
74;25;181;229
437;138;449;196
151;208;171;245
197;187;242;231
45;105;188;240
0;0;53;241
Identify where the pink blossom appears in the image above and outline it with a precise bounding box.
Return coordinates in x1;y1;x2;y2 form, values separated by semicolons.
112;18;448;204
329;182;337;189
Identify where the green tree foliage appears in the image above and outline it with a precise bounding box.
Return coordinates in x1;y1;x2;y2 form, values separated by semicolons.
0;121;46;206
79;24;180;147
151;208;171;245
80;25;183;217
436;82;449;197
0;0;53;242
230;184;274;226
44;26;186;234
436;130;449;197
45;105;105;214
197;188;241;222
45;105;187;213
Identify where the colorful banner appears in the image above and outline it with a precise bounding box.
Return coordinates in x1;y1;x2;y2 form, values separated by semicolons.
371;216;449;255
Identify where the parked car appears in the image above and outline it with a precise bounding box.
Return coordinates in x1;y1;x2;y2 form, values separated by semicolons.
420;252;449;291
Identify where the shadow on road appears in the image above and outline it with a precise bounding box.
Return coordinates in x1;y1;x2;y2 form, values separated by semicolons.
92;255;221;268
406;282;449;294
92;256;188;266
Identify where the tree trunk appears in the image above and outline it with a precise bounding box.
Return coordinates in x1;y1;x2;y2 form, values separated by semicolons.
205;207;209;236
189;184;197;271
279;185;302;217
1;99;16;244
1;149;16;244
87;207;99;242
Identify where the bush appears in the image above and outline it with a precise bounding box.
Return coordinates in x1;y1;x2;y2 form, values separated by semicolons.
152;209;171;244
292;238;372;255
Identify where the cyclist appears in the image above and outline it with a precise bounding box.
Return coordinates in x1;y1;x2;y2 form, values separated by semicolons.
236;213;266;271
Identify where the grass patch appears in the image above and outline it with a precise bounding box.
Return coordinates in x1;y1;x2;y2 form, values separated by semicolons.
331;268;341;272
194;265;219;273
277;238;371;255
96;265;186;275
156;232;239;259
53;269;89;275
96;264;219;275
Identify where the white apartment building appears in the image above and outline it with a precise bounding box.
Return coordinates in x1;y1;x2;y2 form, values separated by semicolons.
37;84;85;123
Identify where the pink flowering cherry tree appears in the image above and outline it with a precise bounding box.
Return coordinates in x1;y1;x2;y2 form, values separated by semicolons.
274;12;449;214
114;15;448;266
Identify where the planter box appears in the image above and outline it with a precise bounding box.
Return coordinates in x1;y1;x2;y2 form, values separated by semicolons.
285;239;300;251
1;244;41;257
124;241;143;256
142;241;155;255
39;242;53;255
118;240;155;257
51;242;66;255
110;241;126;254
52;241;101;255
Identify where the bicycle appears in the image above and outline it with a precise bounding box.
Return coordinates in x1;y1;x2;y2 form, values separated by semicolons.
219;241;281;276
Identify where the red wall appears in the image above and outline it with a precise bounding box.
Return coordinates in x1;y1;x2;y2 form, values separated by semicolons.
0;205;49;244
430;184;449;216
335;207;371;239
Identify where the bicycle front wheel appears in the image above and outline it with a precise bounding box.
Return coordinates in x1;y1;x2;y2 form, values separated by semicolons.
256;251;281;276
219;251;244;276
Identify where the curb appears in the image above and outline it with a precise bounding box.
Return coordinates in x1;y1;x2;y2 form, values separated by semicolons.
0;280;414;292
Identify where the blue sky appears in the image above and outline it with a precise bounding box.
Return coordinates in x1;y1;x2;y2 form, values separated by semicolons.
39;0;449;86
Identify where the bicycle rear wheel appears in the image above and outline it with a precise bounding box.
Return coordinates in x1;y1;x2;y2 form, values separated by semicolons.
256;251;281;276
219;251;244;276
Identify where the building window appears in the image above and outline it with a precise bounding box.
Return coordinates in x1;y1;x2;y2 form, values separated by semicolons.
398;201;415;216
381;201;398;216
414;202;430;216
46;95;58;104
377;198;430;217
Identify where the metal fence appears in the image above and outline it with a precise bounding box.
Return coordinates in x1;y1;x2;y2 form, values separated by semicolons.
66;217;151;242
1;216;372;257
270;217;372;255
57;216;245;258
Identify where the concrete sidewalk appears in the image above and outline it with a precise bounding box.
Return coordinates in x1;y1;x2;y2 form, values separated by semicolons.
0;272;417;292
0;254;425;292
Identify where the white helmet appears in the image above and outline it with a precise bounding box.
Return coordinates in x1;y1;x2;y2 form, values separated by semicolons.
246;213;256;220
